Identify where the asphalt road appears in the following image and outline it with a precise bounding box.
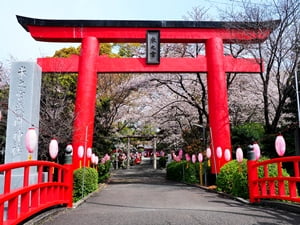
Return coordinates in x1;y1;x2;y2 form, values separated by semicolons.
41;164;300;225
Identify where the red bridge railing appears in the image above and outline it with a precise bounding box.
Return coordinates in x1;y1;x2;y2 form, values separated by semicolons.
0;160;73;225
247;156;300;203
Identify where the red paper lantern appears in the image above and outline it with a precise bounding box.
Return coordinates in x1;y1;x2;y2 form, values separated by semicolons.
178;149;183;159
49;138;58;160
25;127;38;154
185;153;191;161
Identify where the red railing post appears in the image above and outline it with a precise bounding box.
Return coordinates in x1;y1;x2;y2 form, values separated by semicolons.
64;164;73;208
247;150;259;203
21;166;30;214
64;147;74;208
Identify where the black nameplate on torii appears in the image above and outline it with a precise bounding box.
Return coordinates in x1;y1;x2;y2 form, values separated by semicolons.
146;30;160;64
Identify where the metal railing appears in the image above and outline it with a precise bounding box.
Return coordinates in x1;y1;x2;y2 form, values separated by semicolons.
0;160;73;225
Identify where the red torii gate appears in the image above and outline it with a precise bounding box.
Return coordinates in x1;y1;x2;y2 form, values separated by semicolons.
17;16;279;173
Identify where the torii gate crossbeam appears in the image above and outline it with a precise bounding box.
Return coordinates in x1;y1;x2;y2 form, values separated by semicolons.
17;15;279;173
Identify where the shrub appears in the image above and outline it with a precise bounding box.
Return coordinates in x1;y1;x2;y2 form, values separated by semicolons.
232;123;265;151
166;161;200;184
217;159;249;198
158;156;167;168
97;160;111;183
73;167;98;202
166;161;183;182
216;157;290;199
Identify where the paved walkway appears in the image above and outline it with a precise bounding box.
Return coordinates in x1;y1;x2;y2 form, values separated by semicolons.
40;164;300;225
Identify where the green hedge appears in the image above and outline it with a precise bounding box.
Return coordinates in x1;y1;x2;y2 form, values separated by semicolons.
166;161;202;184
97;160;111;183
216;157;290;199
158;156;167;168
73;167;98;202
216;159;248;198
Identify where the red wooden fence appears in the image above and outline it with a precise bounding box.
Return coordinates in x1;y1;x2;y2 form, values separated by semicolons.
0;160;73;225
248;156;300;203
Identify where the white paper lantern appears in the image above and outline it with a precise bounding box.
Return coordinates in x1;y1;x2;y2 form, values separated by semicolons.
192;154;197;163
49;138;58;160
78;146;84;159
91;153;96;164
236;147;243;163
206;147;212;159
275;135;286;157
87;147;92;158
224;149;231;161
216;147;222;159
25;128;38;154
253;143;261;160
198;153;203;163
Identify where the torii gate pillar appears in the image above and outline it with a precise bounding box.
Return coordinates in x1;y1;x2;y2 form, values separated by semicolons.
72;37;99;169
206;37;231;171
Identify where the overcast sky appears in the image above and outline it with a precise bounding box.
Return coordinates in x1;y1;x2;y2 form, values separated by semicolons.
0;0;249;62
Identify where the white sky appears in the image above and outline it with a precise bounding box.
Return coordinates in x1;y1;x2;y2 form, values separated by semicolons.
0;0;251;62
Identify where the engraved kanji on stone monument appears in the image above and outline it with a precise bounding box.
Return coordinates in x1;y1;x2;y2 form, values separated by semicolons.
5;62;41;164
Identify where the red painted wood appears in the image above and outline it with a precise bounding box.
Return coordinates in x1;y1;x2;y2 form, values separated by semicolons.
38;55;262;73
72;37;99;169
248;156;300;203
247;158;259;203
0;204;3;225
206;37;231;173
4;170;11;194
21;166;30;214
0;161;73;225
7;197;18;220
27;26;273;44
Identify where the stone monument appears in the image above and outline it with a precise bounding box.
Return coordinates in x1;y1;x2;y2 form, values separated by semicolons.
0;62;41;192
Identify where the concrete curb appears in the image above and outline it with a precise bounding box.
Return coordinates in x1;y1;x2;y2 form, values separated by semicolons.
72;183;107;208
190;183;300;214
256;200;300;214
23;207;68;225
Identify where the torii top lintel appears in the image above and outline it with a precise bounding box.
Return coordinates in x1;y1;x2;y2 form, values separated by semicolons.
17;15;279;44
